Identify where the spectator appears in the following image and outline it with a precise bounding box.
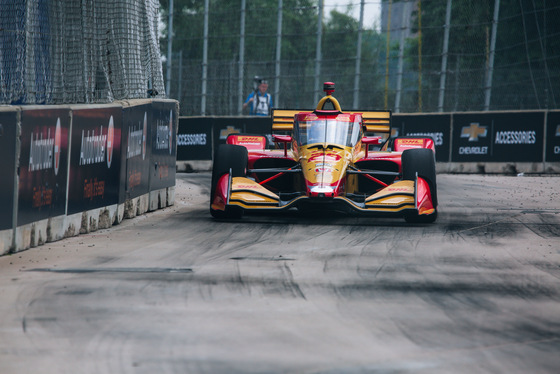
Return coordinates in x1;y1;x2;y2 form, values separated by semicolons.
243;78;273;116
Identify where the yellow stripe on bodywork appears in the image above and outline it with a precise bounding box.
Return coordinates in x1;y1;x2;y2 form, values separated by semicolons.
365;180;415;209
230;177;280;205
366;195;415;207
230;192;279;205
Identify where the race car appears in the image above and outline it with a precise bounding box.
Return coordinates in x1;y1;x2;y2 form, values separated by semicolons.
210;82;438;223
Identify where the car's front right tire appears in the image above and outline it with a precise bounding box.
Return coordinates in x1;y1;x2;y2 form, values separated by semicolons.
402;148;438;223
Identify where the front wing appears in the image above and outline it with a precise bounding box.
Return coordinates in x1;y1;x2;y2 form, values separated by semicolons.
211;173;436;217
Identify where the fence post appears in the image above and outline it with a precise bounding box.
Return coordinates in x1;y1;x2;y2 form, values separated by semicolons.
353;0;365;110
178;51;183;104
438;0;452;112
484;0;500;111
238;0;246;115
201;0;209;115
395;1;410;113
417;0;423;112
166;0;173;97
275;0;283;109
314;0;323;104
384;0;392;110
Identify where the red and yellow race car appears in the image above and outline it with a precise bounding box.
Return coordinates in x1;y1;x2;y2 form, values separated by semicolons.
210;82;438;223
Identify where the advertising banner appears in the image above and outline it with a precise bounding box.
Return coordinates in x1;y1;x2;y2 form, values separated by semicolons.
545;111;560;162
452;112;545;162
392;114;451;162
149;101;177;191
123;104;151;199
0;111;18;230
18;108;70;226
67;106;122;215
177;117;212;161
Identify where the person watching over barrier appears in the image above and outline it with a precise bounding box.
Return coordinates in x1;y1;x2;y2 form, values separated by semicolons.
243;77;273;116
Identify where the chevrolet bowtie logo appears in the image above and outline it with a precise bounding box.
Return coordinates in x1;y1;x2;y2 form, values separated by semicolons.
461;123;487;141
220;125;240;140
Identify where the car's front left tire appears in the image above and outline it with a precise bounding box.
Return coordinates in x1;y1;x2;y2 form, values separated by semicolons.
210;144;248;219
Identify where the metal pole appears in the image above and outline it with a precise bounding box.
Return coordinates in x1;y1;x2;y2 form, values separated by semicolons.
178;50;183;104
417;0;423;112
238;0;246;115
166;0;173;97
201;0;209;115
353;0;364;109
314;0;323;104
438;0;452;112
384;0;392;110
484;0;500;111
275;0;283;109
395;1;410;113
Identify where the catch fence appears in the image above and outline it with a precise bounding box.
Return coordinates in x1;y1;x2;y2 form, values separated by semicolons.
0;0;165;105
161;0;560;116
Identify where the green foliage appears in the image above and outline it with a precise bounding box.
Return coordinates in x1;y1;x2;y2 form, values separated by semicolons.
160;0;387;114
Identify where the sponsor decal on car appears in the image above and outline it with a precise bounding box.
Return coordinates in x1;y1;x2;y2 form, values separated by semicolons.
234;184;259;189
395;138;425;150
407;132;444;146
386;187;411;193
398;139;423;145
238;136;262;142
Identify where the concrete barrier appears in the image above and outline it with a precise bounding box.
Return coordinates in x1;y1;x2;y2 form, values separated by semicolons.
0;99;178;255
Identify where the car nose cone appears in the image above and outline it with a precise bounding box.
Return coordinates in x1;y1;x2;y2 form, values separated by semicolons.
309;185;335;198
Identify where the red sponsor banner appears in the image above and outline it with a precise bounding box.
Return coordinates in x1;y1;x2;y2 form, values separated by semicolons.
67;106;122;215
150;101;177;191
123;104;151;199
18;108;70;225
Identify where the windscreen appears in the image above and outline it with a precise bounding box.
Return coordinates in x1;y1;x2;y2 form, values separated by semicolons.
295;118;361;147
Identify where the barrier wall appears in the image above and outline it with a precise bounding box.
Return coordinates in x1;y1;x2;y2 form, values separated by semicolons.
177;110;560;174
0;99;178;255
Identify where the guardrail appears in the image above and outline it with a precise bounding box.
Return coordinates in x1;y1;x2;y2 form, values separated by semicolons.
0;99;178;254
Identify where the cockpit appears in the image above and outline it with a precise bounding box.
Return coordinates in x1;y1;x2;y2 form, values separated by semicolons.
294;113;362;148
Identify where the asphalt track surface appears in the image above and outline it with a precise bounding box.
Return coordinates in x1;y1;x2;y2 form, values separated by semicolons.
1;173;559;374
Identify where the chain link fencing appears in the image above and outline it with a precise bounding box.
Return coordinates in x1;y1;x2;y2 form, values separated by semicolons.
162;0;559;116
0;0;165;105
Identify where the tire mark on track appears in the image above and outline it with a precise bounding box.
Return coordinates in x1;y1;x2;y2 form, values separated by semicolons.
280;262;306;300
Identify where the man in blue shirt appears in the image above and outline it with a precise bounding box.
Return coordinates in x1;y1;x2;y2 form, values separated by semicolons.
243;79;273;116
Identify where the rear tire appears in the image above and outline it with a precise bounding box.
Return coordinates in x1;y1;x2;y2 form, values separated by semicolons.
210;144;248;219
402;148;437;223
